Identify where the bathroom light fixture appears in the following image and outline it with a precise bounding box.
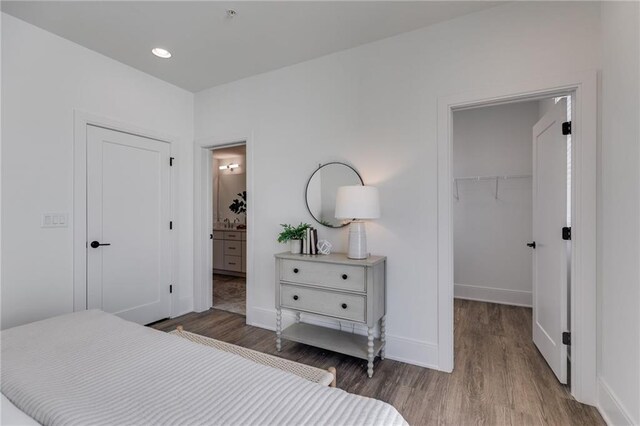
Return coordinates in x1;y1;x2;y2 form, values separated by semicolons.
219;163;239;170
151;47;172;59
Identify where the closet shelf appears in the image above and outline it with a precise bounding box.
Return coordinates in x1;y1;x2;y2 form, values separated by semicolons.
453;174;532;200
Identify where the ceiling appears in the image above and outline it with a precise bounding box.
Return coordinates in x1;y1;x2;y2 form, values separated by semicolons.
212;145;246;159
2;1;501;92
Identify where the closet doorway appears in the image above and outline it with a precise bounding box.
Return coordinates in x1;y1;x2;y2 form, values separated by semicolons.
452;96;573;392
211;144;247;316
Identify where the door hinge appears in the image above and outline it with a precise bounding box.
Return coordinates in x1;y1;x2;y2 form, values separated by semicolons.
562;121;572;135
170;157;175;166
169;221;173;230
562;227;571;240
169;284;173;294
562;331;571;345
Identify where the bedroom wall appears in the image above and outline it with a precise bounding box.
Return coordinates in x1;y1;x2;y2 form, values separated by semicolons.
1;13;195;329
452;102;538;307
194;2;601;369
598;1;640;424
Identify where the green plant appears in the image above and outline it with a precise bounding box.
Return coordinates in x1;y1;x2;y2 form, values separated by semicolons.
229;191;247;215
277;223;312;243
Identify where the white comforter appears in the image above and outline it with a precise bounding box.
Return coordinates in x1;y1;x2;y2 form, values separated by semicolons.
1;310;406;426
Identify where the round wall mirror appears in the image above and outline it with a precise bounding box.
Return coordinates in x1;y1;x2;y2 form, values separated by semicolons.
305;162;364;228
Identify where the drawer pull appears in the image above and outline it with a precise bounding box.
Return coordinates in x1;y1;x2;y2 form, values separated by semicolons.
229;247;236;250
293;268;299;274
342;274;348;280
228;262;236;265
293;295;299;301
341;303;348;309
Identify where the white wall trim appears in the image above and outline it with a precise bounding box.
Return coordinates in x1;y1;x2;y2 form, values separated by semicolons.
73;110;181;317
193;135;254;318
454;283;532;307
437;70;598;405
250;306;439;369
598;378;635;426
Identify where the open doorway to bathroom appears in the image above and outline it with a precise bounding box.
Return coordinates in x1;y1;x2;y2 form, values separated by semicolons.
211;144;247;316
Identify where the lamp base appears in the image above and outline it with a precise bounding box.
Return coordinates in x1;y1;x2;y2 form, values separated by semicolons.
347;221;368;259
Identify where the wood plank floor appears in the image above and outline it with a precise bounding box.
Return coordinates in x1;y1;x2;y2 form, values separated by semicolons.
151;299;603;425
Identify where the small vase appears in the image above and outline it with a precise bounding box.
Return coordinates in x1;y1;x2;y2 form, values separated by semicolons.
290;239;302;254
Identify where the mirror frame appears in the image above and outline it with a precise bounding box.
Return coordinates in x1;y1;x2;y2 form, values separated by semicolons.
304;162;364;228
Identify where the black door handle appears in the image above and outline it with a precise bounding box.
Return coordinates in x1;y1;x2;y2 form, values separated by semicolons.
90;241;111;248
526;241;536;249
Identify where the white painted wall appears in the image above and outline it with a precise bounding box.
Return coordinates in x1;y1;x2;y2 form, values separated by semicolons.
1;13;195;329
452;102;539;307
598;1;640;424
194;2;601;368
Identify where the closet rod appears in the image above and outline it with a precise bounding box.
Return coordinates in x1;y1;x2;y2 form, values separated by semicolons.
453;174;532;181
453;174;532;201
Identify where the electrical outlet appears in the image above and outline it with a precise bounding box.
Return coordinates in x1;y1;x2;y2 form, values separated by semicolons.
42;213;69;228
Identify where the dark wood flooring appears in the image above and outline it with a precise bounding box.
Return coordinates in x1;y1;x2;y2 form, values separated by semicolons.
151;299;604;425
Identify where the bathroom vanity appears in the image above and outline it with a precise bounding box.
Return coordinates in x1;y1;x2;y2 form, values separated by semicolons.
213;228;246;276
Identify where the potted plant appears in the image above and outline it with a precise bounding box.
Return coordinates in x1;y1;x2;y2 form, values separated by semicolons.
277;223;311;254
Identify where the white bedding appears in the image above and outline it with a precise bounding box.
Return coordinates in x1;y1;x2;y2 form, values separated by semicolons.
1;394;39;426
1;310;406;426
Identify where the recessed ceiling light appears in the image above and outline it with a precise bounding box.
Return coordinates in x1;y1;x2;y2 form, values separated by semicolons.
152;47;172;59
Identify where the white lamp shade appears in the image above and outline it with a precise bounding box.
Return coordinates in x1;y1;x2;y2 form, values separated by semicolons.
335;185;381;220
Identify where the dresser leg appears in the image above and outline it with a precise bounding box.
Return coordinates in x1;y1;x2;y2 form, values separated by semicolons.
276;308;282;352
367;327;374;378
380;315;386;360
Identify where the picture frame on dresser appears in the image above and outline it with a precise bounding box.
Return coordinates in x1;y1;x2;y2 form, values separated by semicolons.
274;252;386;378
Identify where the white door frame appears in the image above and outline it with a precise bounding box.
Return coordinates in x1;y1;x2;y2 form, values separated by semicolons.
73;110;179;317
437;71;597;405
193;135;254;318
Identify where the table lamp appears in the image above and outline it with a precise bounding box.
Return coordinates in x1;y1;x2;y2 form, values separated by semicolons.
335;185;380;259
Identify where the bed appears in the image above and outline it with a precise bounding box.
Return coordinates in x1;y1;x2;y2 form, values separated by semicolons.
1;310;406;426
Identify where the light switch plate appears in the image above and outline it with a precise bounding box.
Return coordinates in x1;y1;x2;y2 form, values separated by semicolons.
42;213;69;228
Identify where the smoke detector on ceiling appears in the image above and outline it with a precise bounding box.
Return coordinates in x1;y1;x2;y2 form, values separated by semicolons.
226;9;237;18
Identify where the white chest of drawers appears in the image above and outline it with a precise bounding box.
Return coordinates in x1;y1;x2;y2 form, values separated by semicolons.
275;252;386;378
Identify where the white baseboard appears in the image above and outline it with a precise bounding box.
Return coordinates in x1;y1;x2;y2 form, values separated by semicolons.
454;283;532;307
384;334;439;369
173;297;194;318
249;306;440;370
598;378;636;426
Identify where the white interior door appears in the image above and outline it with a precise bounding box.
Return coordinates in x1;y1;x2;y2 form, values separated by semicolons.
87;125;171;325
531;98;569;384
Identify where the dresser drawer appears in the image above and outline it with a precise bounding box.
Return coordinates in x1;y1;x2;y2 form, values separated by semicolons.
224;255;242;272
280;284;366;323
224;231;242;240
280;260;365;292
224;240;242;256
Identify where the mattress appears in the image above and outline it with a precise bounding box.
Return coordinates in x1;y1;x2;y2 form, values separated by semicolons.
1;310;406;426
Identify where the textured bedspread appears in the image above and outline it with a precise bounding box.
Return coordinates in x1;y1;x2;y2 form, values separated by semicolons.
1;310;406;426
